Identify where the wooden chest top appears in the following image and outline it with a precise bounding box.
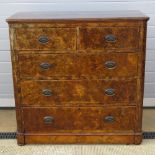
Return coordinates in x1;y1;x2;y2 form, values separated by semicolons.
7;10;149;23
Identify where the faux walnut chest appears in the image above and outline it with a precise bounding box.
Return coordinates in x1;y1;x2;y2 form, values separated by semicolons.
7;11;149;145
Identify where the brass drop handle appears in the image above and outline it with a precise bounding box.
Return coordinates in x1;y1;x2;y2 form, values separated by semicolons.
40;62;55;70
105;88;115;96
105;34;116;42
105;61;117;69
104;116;115;123
44;116;54;124
38;35;49;44
42;89;53;97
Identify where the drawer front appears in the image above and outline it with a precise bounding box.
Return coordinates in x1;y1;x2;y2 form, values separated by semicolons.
20;80;137;106
22;107;135;133
14;28;76;51
19;53;138;79
79;27;139;50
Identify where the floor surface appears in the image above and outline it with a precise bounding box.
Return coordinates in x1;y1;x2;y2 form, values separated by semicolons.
0;139;155;155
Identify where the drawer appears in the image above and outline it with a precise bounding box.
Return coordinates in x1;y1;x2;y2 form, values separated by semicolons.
79;27;139;50
20;80;137;106
18;53;138;79
22;107;135;133
14;28;76;51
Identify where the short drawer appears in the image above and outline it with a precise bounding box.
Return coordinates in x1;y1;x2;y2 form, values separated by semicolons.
20;80;137;106
22;107;135;133
18;53;138;79
79;27;140;50
14;28;76;51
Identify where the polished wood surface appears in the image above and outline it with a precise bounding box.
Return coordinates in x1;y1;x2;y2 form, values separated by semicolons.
7;11;149;145
1;109;154;132
6;11;149;23
19;53;138;79
22;107;135;133
79;27;140;50
15;28;76;51
20;80;137;106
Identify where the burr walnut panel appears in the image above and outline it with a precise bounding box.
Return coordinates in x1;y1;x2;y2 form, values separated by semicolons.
22;107;135;133
20;80;137;106
18;53;138;79
14;28;77;51
79;27;140;50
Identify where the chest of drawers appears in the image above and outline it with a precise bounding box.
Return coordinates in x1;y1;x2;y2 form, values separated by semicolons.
7;11;149;145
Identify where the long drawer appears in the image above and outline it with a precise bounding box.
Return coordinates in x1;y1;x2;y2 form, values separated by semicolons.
18;53;138;79
14;28;77;51
20;79;137;106
22;107;136;133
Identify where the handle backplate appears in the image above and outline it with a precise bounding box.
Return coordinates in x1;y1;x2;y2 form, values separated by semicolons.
105;88;115;96
44;116;54;124
40;62;54;70
104;116;115;123
105;61;117;69
42;89;53;97
105;34;116;42
38;36;49;44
